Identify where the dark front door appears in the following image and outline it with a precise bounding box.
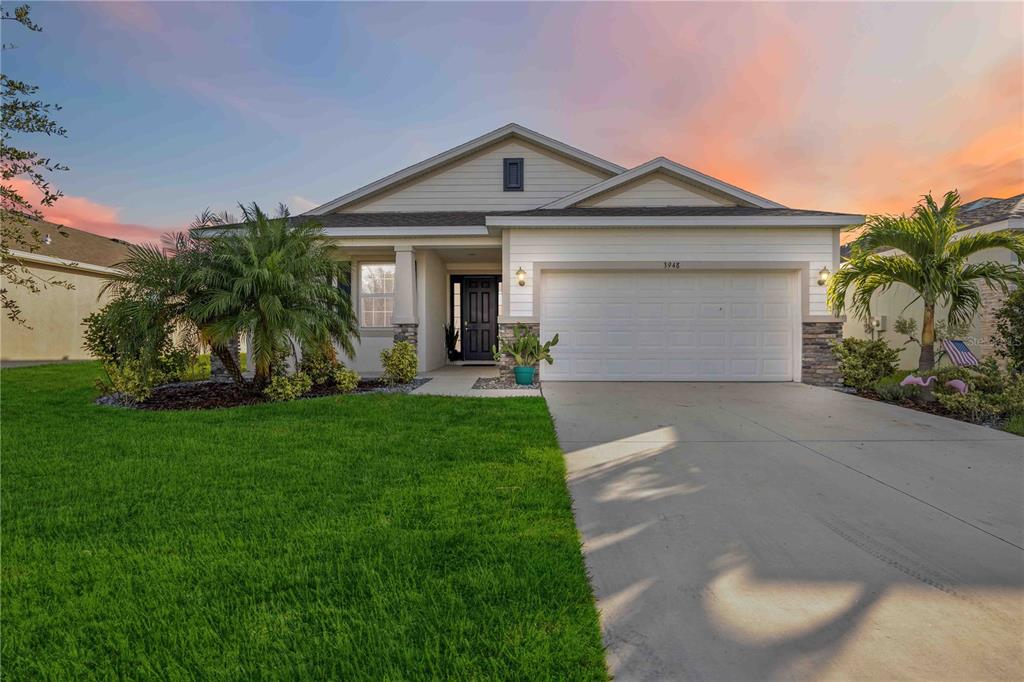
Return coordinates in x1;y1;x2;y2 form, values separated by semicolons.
461;276;498;361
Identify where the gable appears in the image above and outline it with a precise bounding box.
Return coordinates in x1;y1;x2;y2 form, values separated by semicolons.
577;171;736;208
340;138;614;213
543;157;783;210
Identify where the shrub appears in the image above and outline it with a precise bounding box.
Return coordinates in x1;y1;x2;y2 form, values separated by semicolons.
299;346;341;386
935;391;1005;424
998;373;1024;416
831;338;903;390
333;367;360;393
873;376;919;402
992;289;1024;373
103;360;156;403
380;341;418;384
263;372;313;402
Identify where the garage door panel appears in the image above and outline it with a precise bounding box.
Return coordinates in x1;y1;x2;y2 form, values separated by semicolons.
541;270;796;382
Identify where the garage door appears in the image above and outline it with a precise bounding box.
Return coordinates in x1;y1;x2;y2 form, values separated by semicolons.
540;270;797;381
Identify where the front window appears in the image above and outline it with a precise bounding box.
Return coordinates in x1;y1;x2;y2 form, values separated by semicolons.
360;263;395;328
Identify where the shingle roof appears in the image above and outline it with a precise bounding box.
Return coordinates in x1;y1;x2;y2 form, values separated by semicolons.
10;219;133;267
305;206;859;228
959;193;1024;229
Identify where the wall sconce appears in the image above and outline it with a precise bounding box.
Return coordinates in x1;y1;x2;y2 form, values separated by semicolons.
817;265;831;286
515;266;527;287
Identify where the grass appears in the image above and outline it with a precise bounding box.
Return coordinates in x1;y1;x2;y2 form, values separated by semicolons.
1004;414;1024;436
1;363;607;680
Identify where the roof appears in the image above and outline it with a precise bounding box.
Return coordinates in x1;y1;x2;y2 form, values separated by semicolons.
540;157;785;210
303;206;860;229
8;219;133;267
839;193;1024;258
958;193;1024;229
305;123;627;215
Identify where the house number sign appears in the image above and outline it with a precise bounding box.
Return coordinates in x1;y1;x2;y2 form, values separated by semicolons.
663;261;681;269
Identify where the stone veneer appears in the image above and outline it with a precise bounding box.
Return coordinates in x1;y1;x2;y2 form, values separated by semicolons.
393;323;419;347
209;337;241;381
801;321;843;387
497;321;540;380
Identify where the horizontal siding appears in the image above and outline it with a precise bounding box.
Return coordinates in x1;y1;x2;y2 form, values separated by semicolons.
580;173;732;208
344;140;610;212
507;228;834;317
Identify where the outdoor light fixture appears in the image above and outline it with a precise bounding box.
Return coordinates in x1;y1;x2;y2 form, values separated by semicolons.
515;267;527;286
817;265;831;286
42;233;52;245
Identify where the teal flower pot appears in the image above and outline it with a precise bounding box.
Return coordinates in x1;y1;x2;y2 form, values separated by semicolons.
513;366;535;385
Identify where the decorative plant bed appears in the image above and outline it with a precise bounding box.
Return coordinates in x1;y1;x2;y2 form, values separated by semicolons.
97;377;432;411
472;376;539;390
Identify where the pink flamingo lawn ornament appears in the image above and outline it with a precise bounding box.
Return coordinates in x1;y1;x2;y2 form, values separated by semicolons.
900;375;937;388
945;379;969;394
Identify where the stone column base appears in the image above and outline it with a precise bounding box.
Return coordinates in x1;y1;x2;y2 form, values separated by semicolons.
497;322;540;380
210;336;241;381
802;321;843;387
393;323;419;347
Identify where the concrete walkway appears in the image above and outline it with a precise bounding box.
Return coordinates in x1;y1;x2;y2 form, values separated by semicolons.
545;381;1023;681
410;365;541;397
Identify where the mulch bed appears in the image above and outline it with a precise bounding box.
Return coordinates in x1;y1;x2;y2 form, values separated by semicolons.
472;376;540;390
856;389;954;418
97;377;432;411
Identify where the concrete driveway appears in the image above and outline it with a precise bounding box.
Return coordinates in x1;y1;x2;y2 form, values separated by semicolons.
544;382;1023;681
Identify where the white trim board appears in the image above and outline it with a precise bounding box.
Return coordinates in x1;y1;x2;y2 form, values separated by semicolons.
541;157;785;210
2;249;119;276
305;124;626;215
487;215;864;228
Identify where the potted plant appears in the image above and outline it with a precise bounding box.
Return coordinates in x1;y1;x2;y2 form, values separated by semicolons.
492;324;559;385
443;322;461;361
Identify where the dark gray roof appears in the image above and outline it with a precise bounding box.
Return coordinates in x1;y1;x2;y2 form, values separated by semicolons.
305;206;860;228
504;206;857;218
959;193;1024;229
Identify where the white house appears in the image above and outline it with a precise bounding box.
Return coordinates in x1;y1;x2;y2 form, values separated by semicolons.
303;124;863;384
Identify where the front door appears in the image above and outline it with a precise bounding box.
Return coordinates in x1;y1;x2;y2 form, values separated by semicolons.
461;276;498;361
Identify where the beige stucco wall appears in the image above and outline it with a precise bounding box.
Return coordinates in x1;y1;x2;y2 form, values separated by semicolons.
842;246;1019;369
1;262;114;361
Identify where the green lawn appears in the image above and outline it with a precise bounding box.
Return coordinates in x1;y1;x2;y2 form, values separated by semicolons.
1;363;607;680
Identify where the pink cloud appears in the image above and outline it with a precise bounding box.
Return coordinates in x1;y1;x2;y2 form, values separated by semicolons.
9;178;170;245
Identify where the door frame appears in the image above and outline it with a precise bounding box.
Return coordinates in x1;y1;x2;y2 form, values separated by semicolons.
450;274;501;362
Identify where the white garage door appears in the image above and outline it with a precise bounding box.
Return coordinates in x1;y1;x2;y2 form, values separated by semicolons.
540;270;797;381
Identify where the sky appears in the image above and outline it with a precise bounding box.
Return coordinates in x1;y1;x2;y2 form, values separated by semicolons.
4;1;1022;244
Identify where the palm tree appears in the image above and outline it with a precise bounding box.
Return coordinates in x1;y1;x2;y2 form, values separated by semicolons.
828;191;1024;372
189;203;358;388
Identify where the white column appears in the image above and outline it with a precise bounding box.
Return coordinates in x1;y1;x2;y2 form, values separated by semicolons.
393;246;417;324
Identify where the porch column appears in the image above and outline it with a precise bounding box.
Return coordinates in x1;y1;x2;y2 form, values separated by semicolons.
392;246;418;347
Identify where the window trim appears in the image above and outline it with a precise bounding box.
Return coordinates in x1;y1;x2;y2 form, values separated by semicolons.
503;157;524;192
358;262;396;329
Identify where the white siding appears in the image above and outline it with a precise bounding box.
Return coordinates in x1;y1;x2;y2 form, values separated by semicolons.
342;140;610;212
507;228;835;318
579;172;733;208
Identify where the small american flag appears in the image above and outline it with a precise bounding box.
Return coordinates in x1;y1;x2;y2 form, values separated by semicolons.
942;339;979;367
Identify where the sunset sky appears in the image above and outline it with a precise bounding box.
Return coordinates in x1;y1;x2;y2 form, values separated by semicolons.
6;1;1022;244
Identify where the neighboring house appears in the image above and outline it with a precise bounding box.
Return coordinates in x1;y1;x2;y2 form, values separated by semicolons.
1;220;132;363
842;193;1023;368
296;124;864;384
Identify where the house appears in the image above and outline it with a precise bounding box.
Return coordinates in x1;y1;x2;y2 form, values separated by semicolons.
842;193;1023;367
1;220;132;363
299;124;863;384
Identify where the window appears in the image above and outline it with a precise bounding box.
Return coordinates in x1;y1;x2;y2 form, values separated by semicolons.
360;263;395;328
503;157;524;191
